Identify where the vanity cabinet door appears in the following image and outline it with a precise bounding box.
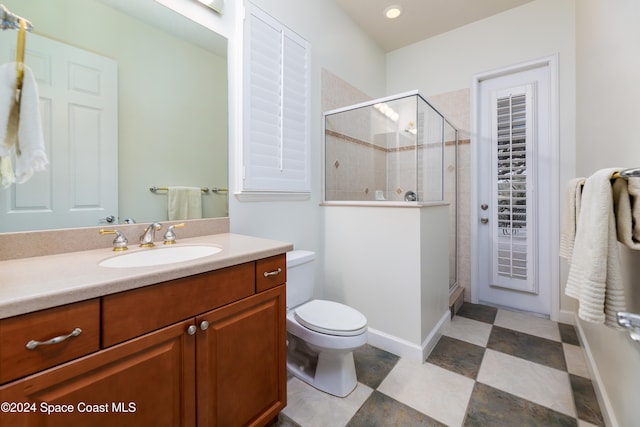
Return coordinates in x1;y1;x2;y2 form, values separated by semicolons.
195;285;286;427
0;319;196;427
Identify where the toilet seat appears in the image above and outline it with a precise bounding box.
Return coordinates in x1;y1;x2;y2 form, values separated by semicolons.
294;300;367;337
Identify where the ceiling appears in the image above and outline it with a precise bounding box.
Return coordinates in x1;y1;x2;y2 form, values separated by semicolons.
334;0;535;52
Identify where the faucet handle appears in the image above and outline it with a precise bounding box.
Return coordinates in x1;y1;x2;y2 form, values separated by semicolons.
99;229;129;251
163;223;185;245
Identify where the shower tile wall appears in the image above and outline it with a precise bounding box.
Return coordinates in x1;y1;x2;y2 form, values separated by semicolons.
322;68;381;201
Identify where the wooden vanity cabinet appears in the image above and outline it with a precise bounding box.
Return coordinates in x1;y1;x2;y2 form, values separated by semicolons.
0;319;197;427
0;255;287;427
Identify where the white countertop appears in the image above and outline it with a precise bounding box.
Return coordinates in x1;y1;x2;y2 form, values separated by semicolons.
0;233;293;319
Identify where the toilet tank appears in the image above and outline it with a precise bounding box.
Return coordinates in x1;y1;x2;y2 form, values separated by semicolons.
286;250;316;309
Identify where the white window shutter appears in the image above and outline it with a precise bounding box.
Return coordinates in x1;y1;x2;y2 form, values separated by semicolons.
243;4;310;193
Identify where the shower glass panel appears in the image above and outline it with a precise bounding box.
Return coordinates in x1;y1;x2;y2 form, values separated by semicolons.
324;92;449;203
323;91;459;288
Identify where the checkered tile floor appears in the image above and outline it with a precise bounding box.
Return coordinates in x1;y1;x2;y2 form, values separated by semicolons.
275;303;605;427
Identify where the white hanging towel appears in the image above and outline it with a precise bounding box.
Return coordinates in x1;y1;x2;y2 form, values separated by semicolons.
559;177;585;260
0;62;48;184
565;168;626;327
613;176;640;249
167;186;203;220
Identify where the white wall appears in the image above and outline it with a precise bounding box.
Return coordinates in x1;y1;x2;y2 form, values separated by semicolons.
386;0;576;187
226;0;387;291
324;205;450;360
575;1;640;425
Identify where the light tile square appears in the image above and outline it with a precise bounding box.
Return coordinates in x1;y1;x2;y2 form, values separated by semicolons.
443;314;493;347
564;343;591;379
282;377;373;427
494;309;561;341
378;358;474;427
477;349;575;417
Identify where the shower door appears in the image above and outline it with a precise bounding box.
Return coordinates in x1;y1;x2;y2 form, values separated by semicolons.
475;62;556;317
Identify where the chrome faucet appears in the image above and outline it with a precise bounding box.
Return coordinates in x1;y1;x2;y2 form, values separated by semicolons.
139;222;162;247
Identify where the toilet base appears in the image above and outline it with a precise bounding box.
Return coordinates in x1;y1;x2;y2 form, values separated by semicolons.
286;334;359;397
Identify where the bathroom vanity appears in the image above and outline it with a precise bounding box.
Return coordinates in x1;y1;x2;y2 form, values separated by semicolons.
0;231;291;426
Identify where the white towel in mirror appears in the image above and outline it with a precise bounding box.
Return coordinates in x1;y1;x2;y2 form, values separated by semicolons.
167;186;202;221
0;63;48;184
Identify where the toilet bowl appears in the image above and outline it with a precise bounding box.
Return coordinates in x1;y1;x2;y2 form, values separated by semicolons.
286;251;368;397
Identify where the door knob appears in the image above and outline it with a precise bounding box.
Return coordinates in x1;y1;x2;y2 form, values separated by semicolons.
481;217;489;224
99;215;116;224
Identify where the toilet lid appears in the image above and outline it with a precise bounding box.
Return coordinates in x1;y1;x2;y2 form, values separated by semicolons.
294;300;367;337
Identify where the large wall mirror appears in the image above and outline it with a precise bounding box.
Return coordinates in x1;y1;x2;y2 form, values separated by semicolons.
0;0;228;232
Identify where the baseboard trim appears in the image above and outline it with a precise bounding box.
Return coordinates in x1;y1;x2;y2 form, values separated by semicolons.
570;312;618;427
367;310;451;362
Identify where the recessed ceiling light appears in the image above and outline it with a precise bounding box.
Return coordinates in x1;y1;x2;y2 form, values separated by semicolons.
384;5;402;19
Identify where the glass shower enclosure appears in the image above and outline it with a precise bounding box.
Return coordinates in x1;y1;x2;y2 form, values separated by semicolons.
323;91;459;288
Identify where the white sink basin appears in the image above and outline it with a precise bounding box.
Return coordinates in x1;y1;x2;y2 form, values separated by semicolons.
99;245;222;268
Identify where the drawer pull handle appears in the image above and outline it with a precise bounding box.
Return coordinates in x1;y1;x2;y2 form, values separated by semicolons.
25;327;82;350
263;268;282;278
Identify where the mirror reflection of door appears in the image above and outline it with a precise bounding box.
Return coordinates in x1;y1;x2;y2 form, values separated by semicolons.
0;33;118;232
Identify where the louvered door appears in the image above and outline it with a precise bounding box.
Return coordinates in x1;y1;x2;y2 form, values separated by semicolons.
475;61;555;317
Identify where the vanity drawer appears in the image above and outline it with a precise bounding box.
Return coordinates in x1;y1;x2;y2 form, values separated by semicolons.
102;262;255;347
0;299;100;384
255;254;287;292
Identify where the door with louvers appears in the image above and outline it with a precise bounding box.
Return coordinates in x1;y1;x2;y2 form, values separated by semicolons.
476;64;552;316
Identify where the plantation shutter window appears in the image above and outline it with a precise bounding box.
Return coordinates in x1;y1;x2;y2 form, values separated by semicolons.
490;85;537;294
243;4;311;194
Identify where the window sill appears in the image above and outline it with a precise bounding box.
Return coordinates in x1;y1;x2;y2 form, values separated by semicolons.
234;191;311;202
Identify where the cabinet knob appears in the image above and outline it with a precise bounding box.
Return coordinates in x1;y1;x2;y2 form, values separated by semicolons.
200;321;209;331
187;325;197;336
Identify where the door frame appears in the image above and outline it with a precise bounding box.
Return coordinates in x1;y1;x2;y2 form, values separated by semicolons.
470;55;560;320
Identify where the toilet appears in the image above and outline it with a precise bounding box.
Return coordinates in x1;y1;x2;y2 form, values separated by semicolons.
286;250;368;397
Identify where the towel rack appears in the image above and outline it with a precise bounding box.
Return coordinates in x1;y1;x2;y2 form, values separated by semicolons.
0;5;33;32
612;167;640;179
149;186;210;193
613;168;640;179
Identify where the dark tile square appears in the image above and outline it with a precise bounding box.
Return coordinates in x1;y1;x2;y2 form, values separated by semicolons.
456;302;498;324
487;326;567;371
464;382;577;427
570;374;605;426
347;390;446;427
426;336;485;379
558;323;580;346
354;344;400;389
